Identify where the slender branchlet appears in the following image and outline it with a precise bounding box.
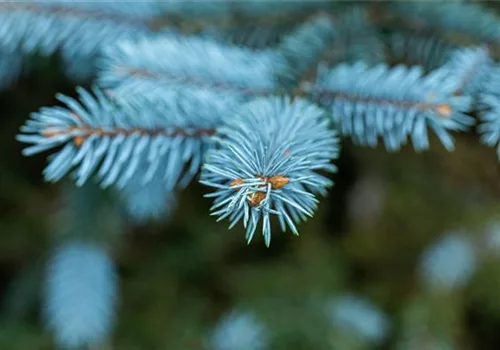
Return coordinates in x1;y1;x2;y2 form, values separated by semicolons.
98;34;288;98
17;87;236;189
304;62;474;151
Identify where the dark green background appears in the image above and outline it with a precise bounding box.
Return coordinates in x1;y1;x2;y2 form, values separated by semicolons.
3;6;500;350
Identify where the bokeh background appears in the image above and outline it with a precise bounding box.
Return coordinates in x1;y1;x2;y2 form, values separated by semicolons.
2;1;500;349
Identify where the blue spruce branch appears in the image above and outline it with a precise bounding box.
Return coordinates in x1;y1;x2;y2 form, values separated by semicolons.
441;46;492;98
200;96;339;246
120;172;177;224
276;8;385;85
0;1;174;84
44;182;122;348
45;1;171;19
329;7;385;66
98;34;288;98
304;61;474;151
478;64;500;157
17;87;236;190
44;240;118;349
145;0;330;20
386;2;500;45
201;22;295;50
7;2;500;346
0;2;162;59
387;32;455;71
276;13;337;84
215;1;333;19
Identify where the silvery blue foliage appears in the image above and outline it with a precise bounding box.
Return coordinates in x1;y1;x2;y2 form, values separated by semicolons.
98;34;287;98
173;0;329;19
0;51;24;90
208;310;268;350
45;240;118;349
326;295;390;345
17;87;236;190
388;33;455;71
200;96;339;246
305;62;474;151
441;46;492;97
153;0;233;18
418;232;477;290
229;0;332;18
10;1;500;347
281;6;386;70
478;64;500;157
120;172;177;224
388;2;500;42
201;24;292;50
46;0;170;18
332;7;385;65
277;14;336;81
61;54;96;83
64;0;327;20
0;2;159;60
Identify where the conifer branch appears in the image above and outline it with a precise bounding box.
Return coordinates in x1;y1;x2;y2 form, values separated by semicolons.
276;8;385;86
200;97;339;246
45;240;118;349
17;87;235;189
276;13;337;84
304;62;474;151
201;22;294;50
327;7;385;66
98;35;287;98
0;2;162;58
387;32;455;71
0;2;158;27
478;64;500;157
380;2;500;56
44;183;122;348
9;2;500;348
120;177;177;225
443;47;492;97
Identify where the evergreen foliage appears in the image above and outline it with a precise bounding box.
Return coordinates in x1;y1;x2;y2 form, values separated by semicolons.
44;240;118;349
3;0;500;348
200;96;339;245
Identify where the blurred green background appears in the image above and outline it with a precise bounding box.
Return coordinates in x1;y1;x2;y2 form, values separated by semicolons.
3;5;500;350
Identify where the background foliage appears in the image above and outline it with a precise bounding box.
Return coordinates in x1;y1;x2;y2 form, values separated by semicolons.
2;1;500;349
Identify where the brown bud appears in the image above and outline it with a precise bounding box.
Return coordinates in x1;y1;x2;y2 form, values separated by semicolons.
73;136;85;147
268;175;289;189
230;178;244;188
248;191;266;207
435;104;452;117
